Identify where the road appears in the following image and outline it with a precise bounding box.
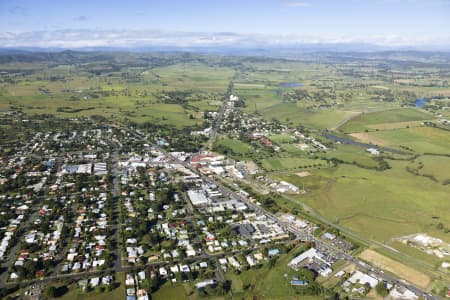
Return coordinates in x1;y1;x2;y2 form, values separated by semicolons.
0;206;40;284
0;243;262;289
110;145;122;272
202;84;231;151
77;125;442;300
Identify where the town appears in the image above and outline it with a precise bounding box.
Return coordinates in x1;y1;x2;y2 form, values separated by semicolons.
0;105;441;300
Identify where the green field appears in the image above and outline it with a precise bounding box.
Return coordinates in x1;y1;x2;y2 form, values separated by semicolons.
290;162;450;242
371;127;450;154
215;136;255;155
340;108;432;133
258;103;357;129
269;134;296;144
151;282;226;300
261;157;328;171
0;60;234;128
2;51;450;293
226;247;324;300
325;144;380;169
408;155;450;183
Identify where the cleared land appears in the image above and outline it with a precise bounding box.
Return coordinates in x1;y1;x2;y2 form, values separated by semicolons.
371;127;450;154
340;108;432;133
215;137;255;155
349;132;387;145
405;155;450;184
284;162;450;242
261;157;327;171
359;249;430;289
325;143;380;168
0;60;234;128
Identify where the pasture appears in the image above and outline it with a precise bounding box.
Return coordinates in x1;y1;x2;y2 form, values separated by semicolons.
290;162;450;242
258;103;356;129
370;127;450;154
261;157;327;171
339;108;432;133
325;143;380;168
406;155;450;184
0;60;233;128
215;136;255;155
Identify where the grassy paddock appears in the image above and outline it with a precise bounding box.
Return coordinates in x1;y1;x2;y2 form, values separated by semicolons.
340;108;432;133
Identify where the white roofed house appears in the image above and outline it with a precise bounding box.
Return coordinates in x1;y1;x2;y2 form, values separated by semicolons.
367;148;380;155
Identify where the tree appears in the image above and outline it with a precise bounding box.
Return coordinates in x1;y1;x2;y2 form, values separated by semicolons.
44;286;56;298
375;281;389;297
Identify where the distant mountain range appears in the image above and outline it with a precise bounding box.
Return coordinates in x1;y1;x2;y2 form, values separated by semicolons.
0;43;447;54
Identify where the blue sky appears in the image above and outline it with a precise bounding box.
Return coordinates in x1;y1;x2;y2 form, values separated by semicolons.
0;0;449;48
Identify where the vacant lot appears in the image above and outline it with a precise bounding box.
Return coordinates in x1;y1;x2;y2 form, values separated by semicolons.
359;249;430;289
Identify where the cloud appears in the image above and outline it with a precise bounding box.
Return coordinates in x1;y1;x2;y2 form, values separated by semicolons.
284;2;312;7
8;6;28;16
0;29;449;49
73;16;88;21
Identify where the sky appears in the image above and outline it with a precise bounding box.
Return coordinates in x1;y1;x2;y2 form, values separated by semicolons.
0;0;449;49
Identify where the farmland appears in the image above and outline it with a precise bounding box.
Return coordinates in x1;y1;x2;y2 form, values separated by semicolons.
1;50;450;299
368;127;450;154
0;55;234;128
339;108;432;133
261;157;328;171
294;161;450;241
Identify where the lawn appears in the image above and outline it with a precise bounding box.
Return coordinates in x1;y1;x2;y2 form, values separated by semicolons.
151;283;190;300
